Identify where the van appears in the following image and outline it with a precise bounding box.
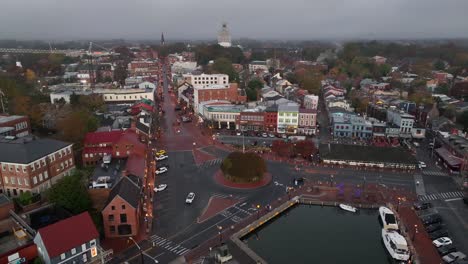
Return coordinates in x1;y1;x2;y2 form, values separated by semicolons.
91;181;112;189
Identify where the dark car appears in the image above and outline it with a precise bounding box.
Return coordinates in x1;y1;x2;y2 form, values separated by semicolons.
430;229;449;240
414;201;432;211
293;177;305;186
422;214;442;226
426;223;443;233
438;245;457;256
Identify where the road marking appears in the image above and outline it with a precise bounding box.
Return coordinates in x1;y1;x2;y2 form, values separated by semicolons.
179;249;190;255
445;198;462;202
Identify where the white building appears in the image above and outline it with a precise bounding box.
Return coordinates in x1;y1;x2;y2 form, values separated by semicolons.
217;23;232;48
184;73;229;87
277;102;300;134
248;61;268;73
202;104;244;129
171;61;198;74
50;87;154;104
386;108;415;136
138;81;156;89
303;95;319;110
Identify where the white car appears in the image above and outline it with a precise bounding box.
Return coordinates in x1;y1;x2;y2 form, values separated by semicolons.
156;166;168;175
236;131;242;136
268;133;275;138
185;192;195;204
155;154;168;161
262;132;268;138
153;184;167;192
442;251;466;263
418;161;427;169
433;237;453;248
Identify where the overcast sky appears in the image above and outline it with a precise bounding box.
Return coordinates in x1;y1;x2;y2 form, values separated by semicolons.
1;0;467;41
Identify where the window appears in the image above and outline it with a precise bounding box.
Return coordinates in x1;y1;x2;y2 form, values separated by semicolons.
121;205;125;210
44;171;48;179
108;215;114;221
61;253;66;260
1;165;5;171
120;214;127;223
82;243;86;251
33;177;37;184
24;178;29;186
90;239;96;247
16;165;19;172
22;166;26;173
111;206;115;210
17;179;21;186
10;177;16;185
71;248;76;255
4;177;8;184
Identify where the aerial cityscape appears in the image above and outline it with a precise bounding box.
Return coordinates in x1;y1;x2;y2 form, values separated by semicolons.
0;1;468;264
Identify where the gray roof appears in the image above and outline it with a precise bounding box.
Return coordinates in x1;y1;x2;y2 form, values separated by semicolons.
105;176;141;209
0;137;72;164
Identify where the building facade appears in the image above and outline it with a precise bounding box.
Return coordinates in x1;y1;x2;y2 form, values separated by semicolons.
0;137;74;197
34;212;100;264
303;95;319;110
277;103;299;134
184;74;229;87
298;108;317;135
194;83;246;113
217;23;232;48
236;111;265;132
0;115;31;138
264;105;278;132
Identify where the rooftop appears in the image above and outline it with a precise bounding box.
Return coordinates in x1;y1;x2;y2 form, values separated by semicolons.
105;176;142;209
0;115;25;124
206;105;245;113
0;137;72;164
37;212;98;258
91;158;127;186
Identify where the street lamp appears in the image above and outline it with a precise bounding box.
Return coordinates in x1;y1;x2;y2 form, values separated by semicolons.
217;225;223;245
256;204;261;219
412;224;418;241
397;197;402;212
128;237;144;264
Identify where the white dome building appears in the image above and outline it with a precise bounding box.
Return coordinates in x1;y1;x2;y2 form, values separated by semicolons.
217;23;232;48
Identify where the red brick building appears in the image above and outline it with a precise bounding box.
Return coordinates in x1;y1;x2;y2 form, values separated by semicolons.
0;137;74;197
264;105;278;132
236;112;265;132
127;60;160;77
82;129;146;166
102;175;142;238
194;83;246;113
0;115;31;137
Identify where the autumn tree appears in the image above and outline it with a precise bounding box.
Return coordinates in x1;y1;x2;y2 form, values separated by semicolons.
57;110;99;146
293;140;318;158
271;140;294;157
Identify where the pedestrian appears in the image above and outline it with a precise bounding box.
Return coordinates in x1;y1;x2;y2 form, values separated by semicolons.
416;181;420;186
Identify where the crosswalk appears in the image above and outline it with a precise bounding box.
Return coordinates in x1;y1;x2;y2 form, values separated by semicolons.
422;170;449;177
418;191;465;202
197;158;222;169
149;235;190;256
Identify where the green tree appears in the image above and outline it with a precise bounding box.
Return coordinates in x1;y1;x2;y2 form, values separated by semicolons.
46;170;92;214
443;105;456;119
457;110;468;131
212;57;239;82
70;92;80;106
245;88;257;101
433;59;446;71
248;79;263;90
434;83;449;95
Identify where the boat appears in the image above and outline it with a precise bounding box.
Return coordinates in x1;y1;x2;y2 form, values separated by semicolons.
339;204;357;213
379;206;399;230
381;229;410;261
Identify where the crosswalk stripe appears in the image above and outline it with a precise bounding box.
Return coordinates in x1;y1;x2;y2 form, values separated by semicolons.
179;249;190;255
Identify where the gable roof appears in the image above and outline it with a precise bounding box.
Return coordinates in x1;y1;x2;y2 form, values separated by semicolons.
105;176;141;209
37;212;98;258
0;137;72;164
84;130;124;145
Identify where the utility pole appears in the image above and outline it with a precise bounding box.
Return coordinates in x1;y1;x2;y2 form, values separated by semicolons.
0;89;6;113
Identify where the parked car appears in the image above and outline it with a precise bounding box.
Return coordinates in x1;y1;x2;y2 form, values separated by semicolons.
418;161;427;169
262;132;268;138
268;133;275;138
442;252;466;263
438;245;457;256
186;192;195;204
429;229;449;240
433;237;453;248
414;201;432;211
281;134;287;139
154;184;167;192
155;150;167;156
426;223;443;233
155;154;168;161
236;131;242;136
421;214;442;226
156;166;168;175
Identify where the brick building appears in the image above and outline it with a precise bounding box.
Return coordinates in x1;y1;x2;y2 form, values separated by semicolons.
298;108;317;135
82;130;145;166
0;136;74;197
194;83;246;113
127;60;160;77
0;115;31;137
236;111;265;132
102;175;142;238
264;105;278;132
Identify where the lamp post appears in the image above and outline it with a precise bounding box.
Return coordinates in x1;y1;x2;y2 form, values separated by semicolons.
128;237;144;264
397;197;402;212
256;204;261;219
412;224;418;241
217;225;223;245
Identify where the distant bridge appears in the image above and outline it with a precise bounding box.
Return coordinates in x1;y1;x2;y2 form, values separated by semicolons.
0;47;83;55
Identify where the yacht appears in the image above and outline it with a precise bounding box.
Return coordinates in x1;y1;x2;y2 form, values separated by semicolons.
339;204;357;213
382;229;410;261
379;206;399;230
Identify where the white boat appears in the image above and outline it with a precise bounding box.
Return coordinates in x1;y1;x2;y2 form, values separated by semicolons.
379;206;399;230
339;204;357;213
382;229;410;261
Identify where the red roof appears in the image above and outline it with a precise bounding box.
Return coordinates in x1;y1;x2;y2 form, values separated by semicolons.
37;212;99;258
84;130;124;145
131;103;154;112
82;146;113;154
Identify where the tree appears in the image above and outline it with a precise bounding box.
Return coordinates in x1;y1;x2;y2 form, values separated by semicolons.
293;140;318;158
434;83;449;95
57;110;99;145
114;63;128;86
248;79;263;90
433;59;446;71
458;110;468;131
245;88;257;101
70;92;80;106
25;69;37;83
46;170;92;214
271;140;294;157
212;57;239;82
